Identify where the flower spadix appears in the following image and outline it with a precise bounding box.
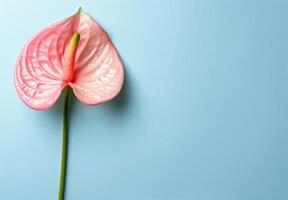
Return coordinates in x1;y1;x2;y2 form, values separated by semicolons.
15;9;124;110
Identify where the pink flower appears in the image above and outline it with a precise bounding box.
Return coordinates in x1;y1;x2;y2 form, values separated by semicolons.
14;8;125;200
15;8;124;110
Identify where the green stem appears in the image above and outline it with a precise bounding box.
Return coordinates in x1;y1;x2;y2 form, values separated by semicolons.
58;87;70;200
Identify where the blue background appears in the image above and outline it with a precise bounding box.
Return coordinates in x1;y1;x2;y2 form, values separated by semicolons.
0;0;287;199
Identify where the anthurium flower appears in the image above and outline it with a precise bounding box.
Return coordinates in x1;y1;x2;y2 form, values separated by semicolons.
15;8;124;110
14;8;124;200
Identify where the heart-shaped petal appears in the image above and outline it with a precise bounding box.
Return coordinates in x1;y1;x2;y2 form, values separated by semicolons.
15;9;124;110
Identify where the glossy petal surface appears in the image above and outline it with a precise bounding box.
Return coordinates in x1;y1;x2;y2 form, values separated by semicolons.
72;12;124;105
15;10;124;110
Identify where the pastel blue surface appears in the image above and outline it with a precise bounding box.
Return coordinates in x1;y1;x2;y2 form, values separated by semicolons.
0;0;287;199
